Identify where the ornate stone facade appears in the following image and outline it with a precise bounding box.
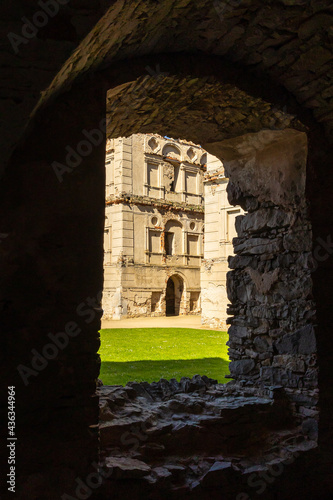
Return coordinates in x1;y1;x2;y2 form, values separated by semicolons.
103;134;207;319
102;133;244;324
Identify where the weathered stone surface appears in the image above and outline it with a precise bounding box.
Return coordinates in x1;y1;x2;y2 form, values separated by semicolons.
139;442;166;457
275;325;316;355
228;325;251;340
273;355;306;373
151;466;173;482
283;231;312;252
236;207;293;235
247;267;279;294
303;368;319;389
224;138;317;430
233;237;282;255
228;255;254;269
105;457;151;478
302;418;318;440
99;400;116;421
229;359;256;375
220;129;308;209
99;378;317;498
127;375;219;403
254;335;273;353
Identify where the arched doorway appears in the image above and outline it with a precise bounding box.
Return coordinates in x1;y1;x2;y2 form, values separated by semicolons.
166;275;184;316
166;277;175;315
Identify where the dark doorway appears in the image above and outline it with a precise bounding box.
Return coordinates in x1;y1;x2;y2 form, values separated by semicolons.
166;277;175;315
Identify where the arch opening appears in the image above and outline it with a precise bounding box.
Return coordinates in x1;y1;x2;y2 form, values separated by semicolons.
3;48;327;499
165;274;185;316
96;65;320;497
100;63;316;403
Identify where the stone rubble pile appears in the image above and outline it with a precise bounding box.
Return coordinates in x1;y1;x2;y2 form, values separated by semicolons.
98;376;316;498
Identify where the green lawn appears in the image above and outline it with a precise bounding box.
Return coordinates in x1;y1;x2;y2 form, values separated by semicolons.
98;328;229;386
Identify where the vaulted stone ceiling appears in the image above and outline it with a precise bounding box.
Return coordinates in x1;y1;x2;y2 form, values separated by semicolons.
1;0;333;169
33;0;333;131
106;73;306;145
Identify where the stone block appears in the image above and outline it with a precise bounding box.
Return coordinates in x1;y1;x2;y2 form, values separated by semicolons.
233;237;282;255
228;255;255;269
105;457;151;478
229;325;251;340
254;319;270;334
283;231;312;252
260;366;302;388
245;348;259;359
254;335;273;353
238;207;292;236
303;368;318;389
229;359;256;376
301;418;318;440
273;355;305;372
274;325;316;355
247;267;279;294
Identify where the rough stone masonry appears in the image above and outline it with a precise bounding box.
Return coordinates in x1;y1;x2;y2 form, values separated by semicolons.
222;129;318;430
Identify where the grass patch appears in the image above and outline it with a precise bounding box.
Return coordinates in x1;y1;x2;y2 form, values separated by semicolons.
98;328;229;386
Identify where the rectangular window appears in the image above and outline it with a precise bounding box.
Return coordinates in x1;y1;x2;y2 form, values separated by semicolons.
185;171;197;194
165;232;174;256
173;165;180;191
105;154;114;197
147;163;159;188
187;234;199;255
149;230;161;253
103;228;111;264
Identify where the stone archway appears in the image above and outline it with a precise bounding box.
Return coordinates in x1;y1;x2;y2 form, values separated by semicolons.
165;276;176;315
166;274;184;316
2;34;333;496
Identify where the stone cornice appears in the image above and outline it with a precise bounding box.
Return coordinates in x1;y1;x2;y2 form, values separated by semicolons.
106;195;204;213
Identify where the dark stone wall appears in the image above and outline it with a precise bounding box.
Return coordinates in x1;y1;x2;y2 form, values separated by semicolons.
210;130;319;426
228;200;317;416
306;124;333;482
0;81;106;499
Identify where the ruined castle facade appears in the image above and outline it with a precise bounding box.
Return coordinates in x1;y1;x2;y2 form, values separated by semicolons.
102;133;242;327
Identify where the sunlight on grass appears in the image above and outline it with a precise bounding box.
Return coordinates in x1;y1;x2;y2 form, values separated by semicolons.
98;328;229;386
